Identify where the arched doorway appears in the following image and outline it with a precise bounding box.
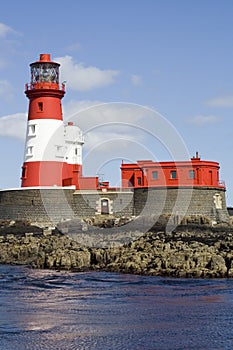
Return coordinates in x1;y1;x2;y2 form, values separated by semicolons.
101;198;109;214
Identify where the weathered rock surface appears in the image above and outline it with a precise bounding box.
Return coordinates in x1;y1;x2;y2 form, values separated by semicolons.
1;221;233;278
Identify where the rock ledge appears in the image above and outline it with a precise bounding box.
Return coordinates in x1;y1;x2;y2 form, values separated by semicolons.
1;221;233;278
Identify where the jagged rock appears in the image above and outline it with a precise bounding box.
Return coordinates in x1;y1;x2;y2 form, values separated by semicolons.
208;254;227;276
1;224;233;278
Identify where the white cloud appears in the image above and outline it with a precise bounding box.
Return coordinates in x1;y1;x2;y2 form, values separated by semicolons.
0;23;14;38
0;22;20;39
63;99;101;119
63;101;189;179
0;80;14;101
63;100;150;132
55;55;119;91
188;114;222;127
63;100;190;162
0;113;27;141
206;95;233;107
63;100;152;153
131;74;142;86
65;42;82;52
0;23;21;71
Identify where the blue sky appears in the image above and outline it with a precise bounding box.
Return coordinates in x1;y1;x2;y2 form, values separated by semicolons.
1;0;233;205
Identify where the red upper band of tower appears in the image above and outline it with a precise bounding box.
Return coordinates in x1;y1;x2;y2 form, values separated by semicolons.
25;53;65;121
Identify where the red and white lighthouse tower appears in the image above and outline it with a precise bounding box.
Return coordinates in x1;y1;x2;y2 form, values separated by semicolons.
21;53;84;188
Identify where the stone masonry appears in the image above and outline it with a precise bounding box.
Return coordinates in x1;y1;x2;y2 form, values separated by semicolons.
0;186;229;226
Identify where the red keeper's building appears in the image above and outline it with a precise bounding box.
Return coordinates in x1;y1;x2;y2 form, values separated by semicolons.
121;153;225;189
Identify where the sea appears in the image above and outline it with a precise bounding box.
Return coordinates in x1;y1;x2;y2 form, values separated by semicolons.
0;265;233;350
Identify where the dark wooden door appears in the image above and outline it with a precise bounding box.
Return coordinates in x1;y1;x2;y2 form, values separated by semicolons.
101;199;109;214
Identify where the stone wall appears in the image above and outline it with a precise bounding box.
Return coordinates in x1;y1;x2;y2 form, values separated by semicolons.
72;190;134;218
0;189;75;225
0;189;134;225
0;186;229;226
134;186;229;223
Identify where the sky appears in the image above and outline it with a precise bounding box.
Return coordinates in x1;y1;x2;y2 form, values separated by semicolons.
1;0;233;205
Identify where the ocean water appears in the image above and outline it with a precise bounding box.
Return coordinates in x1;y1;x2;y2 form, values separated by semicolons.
0;265;233;350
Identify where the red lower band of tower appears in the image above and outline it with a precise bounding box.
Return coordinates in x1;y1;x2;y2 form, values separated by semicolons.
21;161;82;188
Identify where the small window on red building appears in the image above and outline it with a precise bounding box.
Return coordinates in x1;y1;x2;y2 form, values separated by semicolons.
209;170;213;185
189;170;195;179
170;170;177;179
152;171;158;180
38;102;43;111
137;177;141;185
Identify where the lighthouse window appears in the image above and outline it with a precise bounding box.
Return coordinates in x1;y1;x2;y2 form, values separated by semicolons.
56;145;63;158
137;177;142;185
170;170;177;179
152;171;158;180
38;102;43;111
21;166;27;179
27;146;33;156
28;124;36;135
189;170;195;179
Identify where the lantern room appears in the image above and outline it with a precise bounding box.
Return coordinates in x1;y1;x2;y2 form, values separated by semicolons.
30;53;59;85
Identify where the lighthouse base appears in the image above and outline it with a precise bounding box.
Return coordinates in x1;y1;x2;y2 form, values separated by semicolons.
21;161;82;188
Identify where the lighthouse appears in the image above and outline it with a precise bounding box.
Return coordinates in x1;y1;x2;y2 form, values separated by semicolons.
21;53;84;188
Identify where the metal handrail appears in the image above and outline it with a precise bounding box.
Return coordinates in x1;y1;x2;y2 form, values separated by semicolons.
25;82;65;91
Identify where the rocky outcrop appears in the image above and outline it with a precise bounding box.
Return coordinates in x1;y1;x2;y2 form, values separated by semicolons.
1;221;233;278
103;229;232;278
0;232;92;271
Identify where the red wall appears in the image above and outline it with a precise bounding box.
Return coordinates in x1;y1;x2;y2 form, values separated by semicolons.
21;161;64;187
121;157;225;189
78;177;99;190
